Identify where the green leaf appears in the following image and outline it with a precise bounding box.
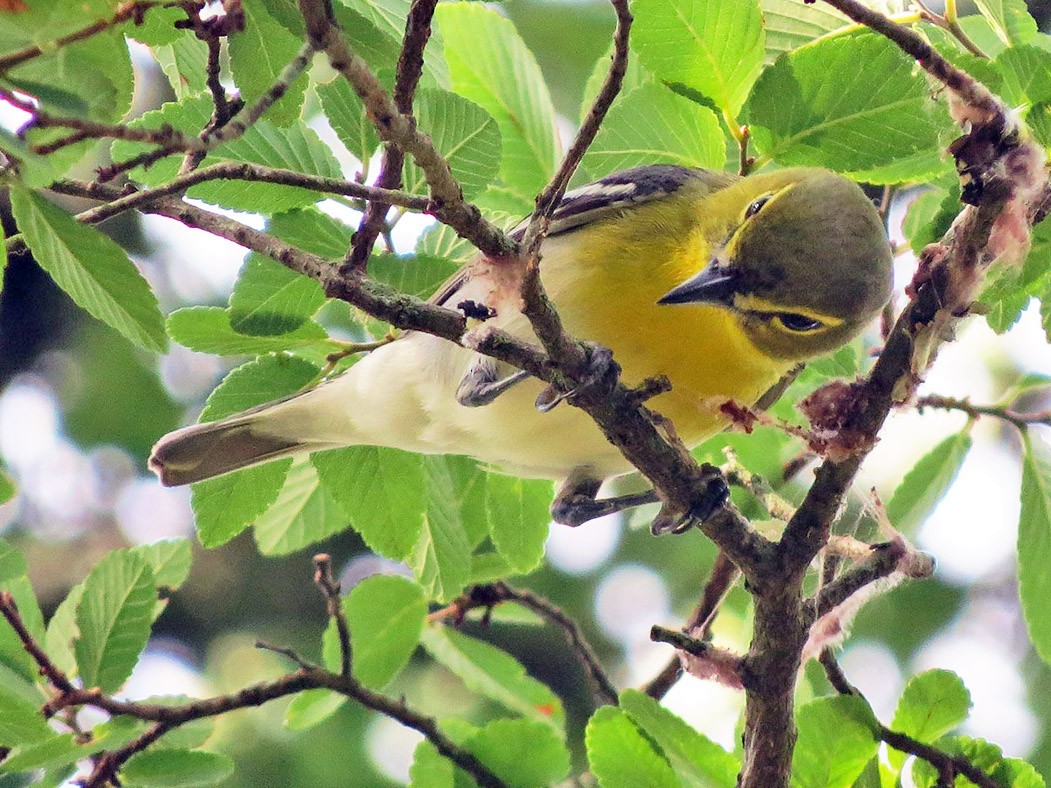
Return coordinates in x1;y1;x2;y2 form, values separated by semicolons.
759;0;848;63
994;44;1051;107
1019;434;1051;663
45;581;86;677
0;538;27;583
127;6;187;46
345;575;426;689
465;719;571;787
284;688;347;731
580;45;655;124
0;717;144;773
154;35;210;100
886;669;971;775
424;455;490;549
420;625;564;732
369;253;460;302
886;429;973;534
190;354;320;546
228;0;307;127
581;84;725;176
902;186;958;252
229;254;326;336
74;551;156;693
9;187;167;353
0;576;44;683
437;3;560;203
140;697;214;751
253;456;349;555
0;684;55;748
485;474;550;575
631;0;764;115
130;540;193;591
620;689;740;788
791;695;879;788
747;34;951;174
410;739;457;787
121;749;235;787
313;446;426;561
316;79;380;165
167;307;333;356
585;705;678;788
973;0;1037;46
268;208;354;259
112;95;341;214
412;486;473;602
404;89;502;200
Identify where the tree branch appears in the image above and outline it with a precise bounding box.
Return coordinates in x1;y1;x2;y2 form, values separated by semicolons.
314;554;351;678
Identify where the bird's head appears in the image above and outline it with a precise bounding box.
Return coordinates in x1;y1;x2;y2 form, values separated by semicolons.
659;169;894;361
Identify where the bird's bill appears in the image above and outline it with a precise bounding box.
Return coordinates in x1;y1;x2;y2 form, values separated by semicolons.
657;261;739;306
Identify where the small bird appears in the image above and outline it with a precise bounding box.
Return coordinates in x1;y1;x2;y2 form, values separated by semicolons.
150;165;893;526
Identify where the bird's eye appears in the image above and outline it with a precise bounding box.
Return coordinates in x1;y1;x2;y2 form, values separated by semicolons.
745;196;771;218
775;313;823;332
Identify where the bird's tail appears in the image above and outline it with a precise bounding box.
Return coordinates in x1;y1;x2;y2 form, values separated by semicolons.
149;382;357;487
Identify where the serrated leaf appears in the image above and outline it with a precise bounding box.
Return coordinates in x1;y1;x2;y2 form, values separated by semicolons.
415;222;476;264
412;488;473;602
0;717;144;773
154;35;210;100
580;45;655;124
422;455;490;549
9;187;167;352
1019;434;1051;663
403;89;501;200
0;538;27;583
620;689;740;788
130;540;193;591
229;254;326;336
370;253;459;301
886;429;973;534
974;0;1037;46
437;3;560;204
74;551;156;693
284;688;347;731
585;705;678;788
228;0;307;127
485;474;550;575
631;0;764;115
344;575;426;690
316;79;380;165
581;83;725;176
885;669;971;776
121;748;235;787
253;456;349;555
410;739;457;787
420;625;564;732
0;576;46;683
464;719;571;787
993;44;1051;107
167;307;333;356
760;0;849;63
112;94;341;214
313;446;425;560
268;208;354;259
45;582;86;677
791;695;879;788
747;34;951;174
0;685;56;748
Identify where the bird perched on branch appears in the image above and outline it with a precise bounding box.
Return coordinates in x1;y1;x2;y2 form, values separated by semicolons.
149;165;893;529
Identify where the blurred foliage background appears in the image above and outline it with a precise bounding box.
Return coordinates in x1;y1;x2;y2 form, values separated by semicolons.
3;0;1051;785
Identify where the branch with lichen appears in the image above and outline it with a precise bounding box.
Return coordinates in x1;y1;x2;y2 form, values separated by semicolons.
0;581;506;788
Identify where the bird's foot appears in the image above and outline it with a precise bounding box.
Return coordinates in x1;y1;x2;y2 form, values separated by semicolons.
535;343;618;413
649;468;729;536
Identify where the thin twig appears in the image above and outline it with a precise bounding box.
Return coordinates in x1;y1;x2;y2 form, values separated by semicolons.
916;393;1051;430
0;1;163;73
82;722;173;788
499;584;618;707
346;0;438;271
314;554;351;677
0;591;75;694
298;0;515;260
820;652;998;788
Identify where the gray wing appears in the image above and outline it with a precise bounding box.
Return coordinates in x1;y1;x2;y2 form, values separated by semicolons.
432;165;737;307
